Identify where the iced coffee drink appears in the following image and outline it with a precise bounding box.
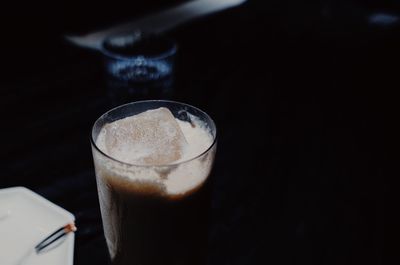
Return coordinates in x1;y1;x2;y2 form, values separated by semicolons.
91;101;217;265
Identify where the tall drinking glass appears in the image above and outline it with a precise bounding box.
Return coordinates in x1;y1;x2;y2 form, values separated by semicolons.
91;100;217;265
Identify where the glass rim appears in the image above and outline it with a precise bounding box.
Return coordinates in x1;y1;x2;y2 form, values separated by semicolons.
100;33;178;61
90;100;217;168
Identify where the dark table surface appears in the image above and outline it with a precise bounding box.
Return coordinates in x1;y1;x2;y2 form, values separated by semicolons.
0;1;392;264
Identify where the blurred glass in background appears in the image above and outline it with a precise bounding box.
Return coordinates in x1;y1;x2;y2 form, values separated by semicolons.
100;32;177;105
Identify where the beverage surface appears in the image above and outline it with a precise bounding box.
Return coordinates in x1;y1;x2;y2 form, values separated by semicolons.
95;107;214;195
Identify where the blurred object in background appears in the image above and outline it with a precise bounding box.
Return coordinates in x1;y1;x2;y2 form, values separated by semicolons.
65;0;246;105
101;32;177;105
286;0;400;39
66;0;247;50
321;0;400;27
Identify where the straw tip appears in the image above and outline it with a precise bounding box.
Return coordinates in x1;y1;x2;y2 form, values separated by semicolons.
65;222;77;233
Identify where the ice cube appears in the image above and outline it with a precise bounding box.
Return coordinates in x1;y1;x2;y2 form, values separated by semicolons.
103;107;188;165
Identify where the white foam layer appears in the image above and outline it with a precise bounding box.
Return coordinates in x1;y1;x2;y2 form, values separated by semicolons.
94;109;215;195
97;108;188;165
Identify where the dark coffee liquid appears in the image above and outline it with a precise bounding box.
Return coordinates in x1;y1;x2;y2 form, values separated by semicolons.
97;173;212;265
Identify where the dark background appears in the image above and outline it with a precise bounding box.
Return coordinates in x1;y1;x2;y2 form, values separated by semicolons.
0;1;391;264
